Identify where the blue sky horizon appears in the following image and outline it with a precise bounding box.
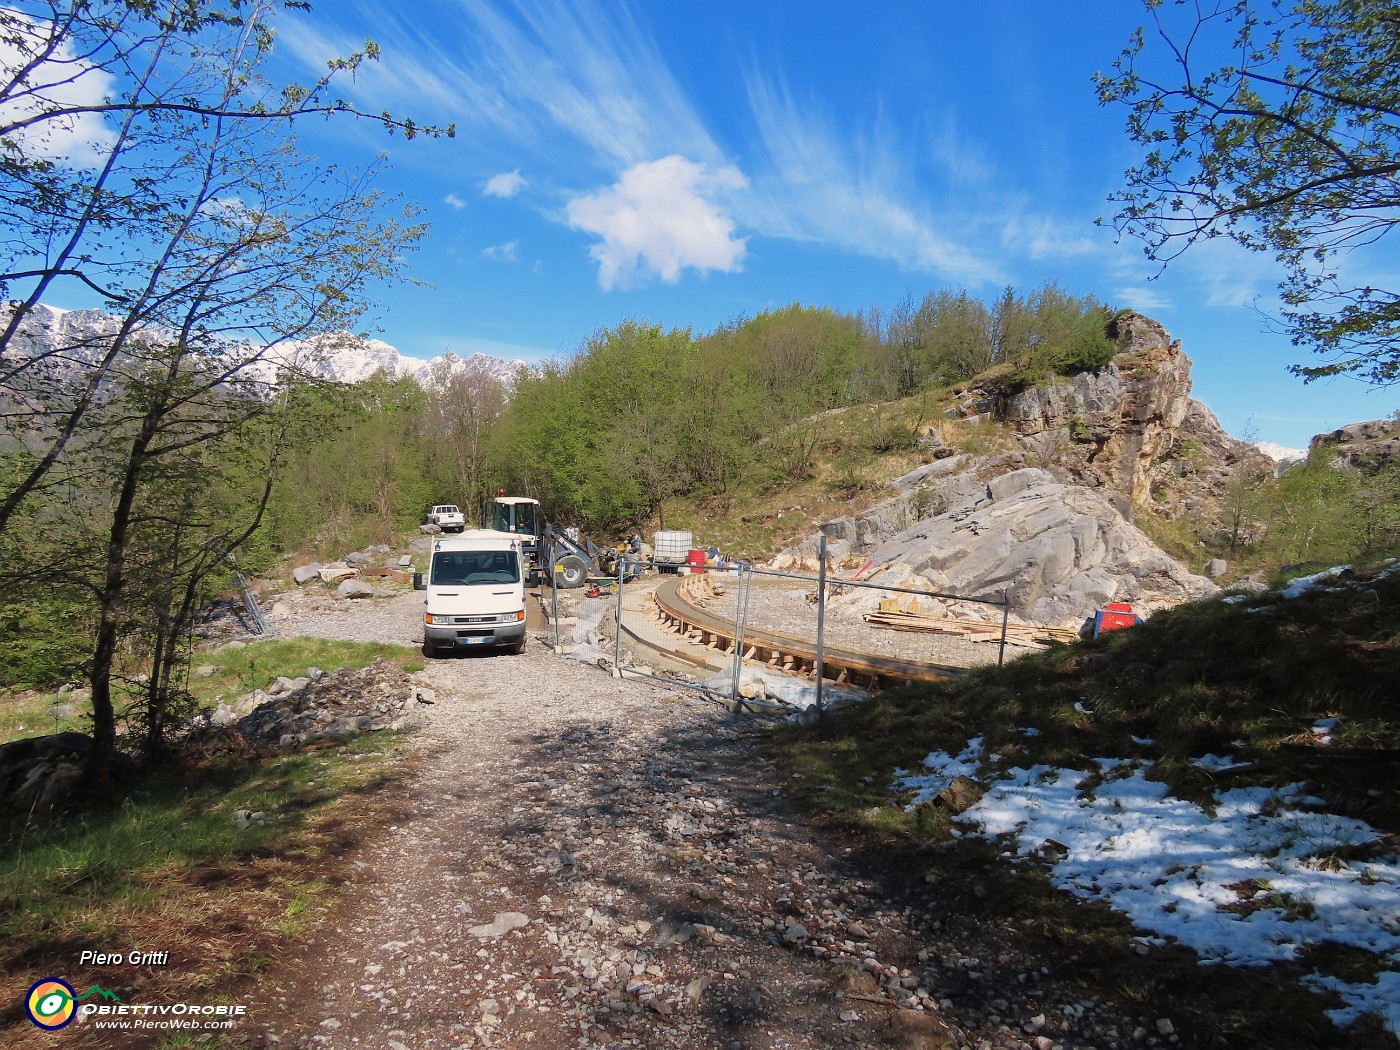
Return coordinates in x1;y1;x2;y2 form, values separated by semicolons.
44;0;1400;450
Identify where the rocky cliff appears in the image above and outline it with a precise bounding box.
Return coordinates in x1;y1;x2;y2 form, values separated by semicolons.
1001;313;1193;503
1309;417;1400;472
774;313;1231;626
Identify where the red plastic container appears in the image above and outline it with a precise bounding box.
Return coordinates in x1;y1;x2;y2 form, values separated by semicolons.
686;549;707;574
1093;602;1142;637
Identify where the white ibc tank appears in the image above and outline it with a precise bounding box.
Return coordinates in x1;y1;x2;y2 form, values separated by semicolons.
653;530;693;563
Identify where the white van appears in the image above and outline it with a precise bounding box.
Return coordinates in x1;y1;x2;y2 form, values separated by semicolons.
414;531;527;655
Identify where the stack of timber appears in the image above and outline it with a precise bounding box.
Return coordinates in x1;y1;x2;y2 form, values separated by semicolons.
863;598;1080;649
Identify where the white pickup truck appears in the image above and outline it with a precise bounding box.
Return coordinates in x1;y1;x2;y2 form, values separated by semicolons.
427;504;466;532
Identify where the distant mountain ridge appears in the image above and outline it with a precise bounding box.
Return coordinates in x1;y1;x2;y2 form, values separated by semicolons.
0;304;528;391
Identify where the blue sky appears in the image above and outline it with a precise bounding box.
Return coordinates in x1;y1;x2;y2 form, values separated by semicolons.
268;2;1393;448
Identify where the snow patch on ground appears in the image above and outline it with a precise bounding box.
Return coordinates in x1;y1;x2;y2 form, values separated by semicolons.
897;744;1400;1035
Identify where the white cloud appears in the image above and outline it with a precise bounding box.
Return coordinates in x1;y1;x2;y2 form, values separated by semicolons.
0;9;117;168
483;170;526;198
481;240;520;262
1113;285;1173;312
444;193;467;209
566;156;747;290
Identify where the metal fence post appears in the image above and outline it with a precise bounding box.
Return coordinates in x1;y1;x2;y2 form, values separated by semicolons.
814;534;827;715
551;571;561;651
730;562;753;711
614;557;625;675
998;593;1010;667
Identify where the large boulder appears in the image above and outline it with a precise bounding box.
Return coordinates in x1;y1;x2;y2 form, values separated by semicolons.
816;470;1216;626
771;314;1238;624
337;578;374;599
0;733;133;812
291;563;322;585
318;562;357;583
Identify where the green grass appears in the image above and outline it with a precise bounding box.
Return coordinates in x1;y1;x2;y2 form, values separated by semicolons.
0;688;92;742
0;731;410;1019
764;565;1400;1048
0;635;428;1037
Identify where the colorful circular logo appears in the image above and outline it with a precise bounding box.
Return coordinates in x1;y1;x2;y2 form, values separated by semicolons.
26;978;76;1030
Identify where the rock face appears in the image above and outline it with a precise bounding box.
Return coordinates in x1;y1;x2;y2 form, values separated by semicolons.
1310;417;1400;472
855;467;1215;625
773;315;1258;623
0;732;137;812
1001;313;1194;504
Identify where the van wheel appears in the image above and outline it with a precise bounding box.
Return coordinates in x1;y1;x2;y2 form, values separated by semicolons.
511;637;526;655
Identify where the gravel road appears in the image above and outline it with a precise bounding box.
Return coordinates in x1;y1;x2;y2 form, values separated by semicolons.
239;585;1182;1050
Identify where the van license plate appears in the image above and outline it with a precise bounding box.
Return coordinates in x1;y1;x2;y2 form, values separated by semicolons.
460;636;487;645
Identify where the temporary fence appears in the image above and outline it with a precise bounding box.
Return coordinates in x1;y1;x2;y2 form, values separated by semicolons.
541;535;1014;716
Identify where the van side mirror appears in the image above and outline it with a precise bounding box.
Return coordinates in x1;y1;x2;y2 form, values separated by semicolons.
413;572;425;591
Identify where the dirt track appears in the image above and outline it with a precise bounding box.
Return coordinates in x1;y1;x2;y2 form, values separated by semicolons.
233;588;1177;1050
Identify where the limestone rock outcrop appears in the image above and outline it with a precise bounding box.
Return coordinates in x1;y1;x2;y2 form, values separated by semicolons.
1309;418;1400;472
846;467;1214;625
1000;313;1194;503
775;316;1234;625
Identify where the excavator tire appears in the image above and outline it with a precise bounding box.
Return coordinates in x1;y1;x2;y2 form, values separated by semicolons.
555;555;589;589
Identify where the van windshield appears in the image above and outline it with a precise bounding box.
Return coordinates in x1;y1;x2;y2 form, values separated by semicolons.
430;550;520;585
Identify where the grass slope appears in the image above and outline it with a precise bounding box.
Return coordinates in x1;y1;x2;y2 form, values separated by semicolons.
766;566;1400;1048
0;638;424;1048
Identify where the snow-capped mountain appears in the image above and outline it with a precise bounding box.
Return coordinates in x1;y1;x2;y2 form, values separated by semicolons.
0;303;528;391
1252;441;1308;465
261;331;528;389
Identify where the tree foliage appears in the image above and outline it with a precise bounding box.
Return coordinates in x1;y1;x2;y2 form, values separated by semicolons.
0;1;441;534
0;3;431;787
490;289;1114;532
1098;0;1400;384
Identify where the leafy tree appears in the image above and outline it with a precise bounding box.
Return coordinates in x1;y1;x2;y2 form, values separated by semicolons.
710;304;864;417
0;1;447;533
261;373;433;554
1097;0;1400;383
424;361;509;516
913;290;995;383
501;322;698;527
0;4;431;790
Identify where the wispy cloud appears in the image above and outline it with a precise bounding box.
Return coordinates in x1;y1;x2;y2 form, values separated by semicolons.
1005;216;1108;262
481;240;520;262
280;1;719;172
484;170;526;198
566;156;747;289
1113;285;1173;312
742;76;1002;285
277;3;1038;288
444;193;467;210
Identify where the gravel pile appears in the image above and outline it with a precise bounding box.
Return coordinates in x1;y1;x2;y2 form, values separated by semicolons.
239;584;1186;1049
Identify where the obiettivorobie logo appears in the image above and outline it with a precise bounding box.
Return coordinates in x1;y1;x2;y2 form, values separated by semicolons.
25;979;121;1030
